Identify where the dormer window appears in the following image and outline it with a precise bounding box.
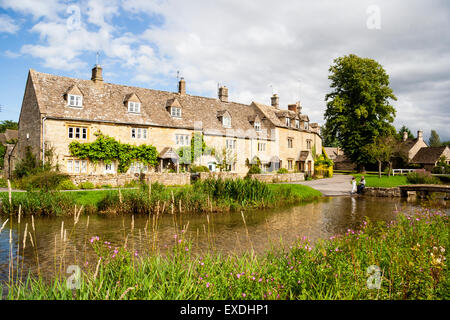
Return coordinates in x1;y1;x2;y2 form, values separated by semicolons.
223;116;231;128
304;122;309;130
285;117;291;127
254;122;261;131
128;101;140;113
171;107;182;118
68;94;83;107
295;119;300;129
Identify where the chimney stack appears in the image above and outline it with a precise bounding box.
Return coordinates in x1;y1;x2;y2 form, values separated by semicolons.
271;94;279;108
288;102;301;113
417;130;423;140
178;77;186;95
91;65;103;83
218;86;228;102
402;131;408;142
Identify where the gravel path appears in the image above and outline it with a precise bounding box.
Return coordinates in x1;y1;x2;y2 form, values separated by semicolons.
284;174;354;196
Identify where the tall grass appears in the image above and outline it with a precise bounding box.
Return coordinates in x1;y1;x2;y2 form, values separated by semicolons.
0;179;321;216
3;208;448;300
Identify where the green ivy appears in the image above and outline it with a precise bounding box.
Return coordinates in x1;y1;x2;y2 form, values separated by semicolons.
69;132;159;173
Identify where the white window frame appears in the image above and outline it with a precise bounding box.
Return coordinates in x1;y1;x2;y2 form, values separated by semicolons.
67;159;87;173
288;159;293;170
105;162;115;174
288;138;293;148
171;107;182;118
286;117;291;127
295;119;300;129
254;122;261;131
226;139;236;149
304;122;309;130
175;134;190;146
307;139;312;150
222;116;232;128
128;101;141;113
68;94;83;108
131;128;147;139
258;142;266;152
68;127;87;140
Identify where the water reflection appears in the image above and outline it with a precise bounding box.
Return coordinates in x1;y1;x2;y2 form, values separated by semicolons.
0;196;447;284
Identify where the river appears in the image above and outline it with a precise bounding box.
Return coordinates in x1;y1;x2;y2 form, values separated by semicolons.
0;195;447;285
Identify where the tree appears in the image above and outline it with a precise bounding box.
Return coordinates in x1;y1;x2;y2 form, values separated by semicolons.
0;120;18;133
397;125;414;141
324;54;397;171
428;130;442;147
362;135;398;178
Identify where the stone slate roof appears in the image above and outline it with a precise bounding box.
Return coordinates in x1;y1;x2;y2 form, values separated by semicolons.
29;69;274;140
400;138;424;153
411;146;448;164
0;129;18;144
298;151;310;161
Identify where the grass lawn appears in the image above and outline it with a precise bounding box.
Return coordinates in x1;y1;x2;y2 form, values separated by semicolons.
352;174;410;188
268;183;322;200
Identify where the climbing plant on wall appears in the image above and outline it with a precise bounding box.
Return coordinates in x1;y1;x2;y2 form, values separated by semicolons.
177;132;214;165
68;131;159;173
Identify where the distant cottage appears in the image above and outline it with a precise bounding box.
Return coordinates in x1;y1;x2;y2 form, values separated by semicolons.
6;65;322;180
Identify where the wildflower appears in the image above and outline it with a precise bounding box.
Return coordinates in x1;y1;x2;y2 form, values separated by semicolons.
252;277;256;281
237;274;241;279
242;293;246;298
134;251;139;257
178;239;182;244
185;247;189;252
174;234;177;239
206;282;210;288
259;278;262;282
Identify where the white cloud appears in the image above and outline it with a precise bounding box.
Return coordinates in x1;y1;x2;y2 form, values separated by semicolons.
0;14;19;33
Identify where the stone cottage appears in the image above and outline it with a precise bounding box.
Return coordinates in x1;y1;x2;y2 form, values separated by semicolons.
410;146;450;171
8;65;322;182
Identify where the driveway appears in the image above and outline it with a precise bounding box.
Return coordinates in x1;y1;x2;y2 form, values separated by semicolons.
286;174;353;196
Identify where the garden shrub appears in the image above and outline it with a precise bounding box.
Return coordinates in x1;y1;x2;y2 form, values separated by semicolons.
56;179;79;190
79;181;95;189
406;171;440;184
246;165;261;176
190;165;210;173
16;171;70;191
277;168;289;174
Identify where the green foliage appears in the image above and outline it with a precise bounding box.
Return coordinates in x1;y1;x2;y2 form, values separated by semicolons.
0;120;18;133
397;125;414;140
0;143;6;169
79;181;95;189
432;157;450;174
247;165;261;175
15;171;69;191
177;132;214;165
69;132;159;173
190;165;210;173
428;130;442;147
406;172;441;185
13;146;39;179
324;54;397;169
362;135;399;177
56;179;79;190
277;168;289;174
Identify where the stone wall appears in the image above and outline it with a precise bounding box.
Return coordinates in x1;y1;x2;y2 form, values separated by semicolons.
70;172;190;187
146;172;190;186
363;187;401;197
197;172;244;180
250;172;305;183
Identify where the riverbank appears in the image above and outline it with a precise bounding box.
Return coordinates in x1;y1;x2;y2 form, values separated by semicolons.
0;179;322;216
3;207;448;300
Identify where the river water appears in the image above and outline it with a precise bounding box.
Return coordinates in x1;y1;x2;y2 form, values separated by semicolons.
0;195;447;285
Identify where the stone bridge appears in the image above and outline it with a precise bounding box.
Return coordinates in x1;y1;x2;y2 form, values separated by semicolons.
398;184;450;197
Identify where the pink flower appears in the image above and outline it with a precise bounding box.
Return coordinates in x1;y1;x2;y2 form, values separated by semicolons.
242;293;246;298
185;247;189;252
237;274;241;279
206;282;210;288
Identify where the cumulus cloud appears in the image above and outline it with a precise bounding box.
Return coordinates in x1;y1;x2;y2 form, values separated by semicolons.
0;13;19;33
1;0;449;139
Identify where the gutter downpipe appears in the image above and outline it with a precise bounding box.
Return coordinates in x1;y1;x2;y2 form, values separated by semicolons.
42;116;47;167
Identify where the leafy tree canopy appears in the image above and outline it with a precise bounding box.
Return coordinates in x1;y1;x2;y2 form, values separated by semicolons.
397;125;414;141
0;120;18;133
428;130;442;147
324;54;397;169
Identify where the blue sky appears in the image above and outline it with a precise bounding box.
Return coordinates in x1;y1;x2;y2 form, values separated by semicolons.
0;0;449;141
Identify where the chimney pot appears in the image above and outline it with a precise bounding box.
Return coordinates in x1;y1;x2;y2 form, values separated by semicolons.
271;94;279;108
91;65;103;83
417;130;423;140
218;86;228;102
402;131;408;141
178;77;186;95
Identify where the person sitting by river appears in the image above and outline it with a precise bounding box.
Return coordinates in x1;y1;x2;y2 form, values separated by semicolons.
351;177;357;195
357;176;366;194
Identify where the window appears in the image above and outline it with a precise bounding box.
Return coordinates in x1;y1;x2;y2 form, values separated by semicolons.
68;94;83;108
258;142;266;152
105;162;115;174
68;127;87;140
304;122;309;130
128;101;141;113
306;139;312;150
129;162;148;174
131;128;147;139
226;139;236;149
175;134;190;146
226;163;236;171
254;122;261;131
288;160;293;170
67;159;87;173
171;107;182;118
285;117;291;127
288;138;293;148
223;116;232;128
295;120;300;129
